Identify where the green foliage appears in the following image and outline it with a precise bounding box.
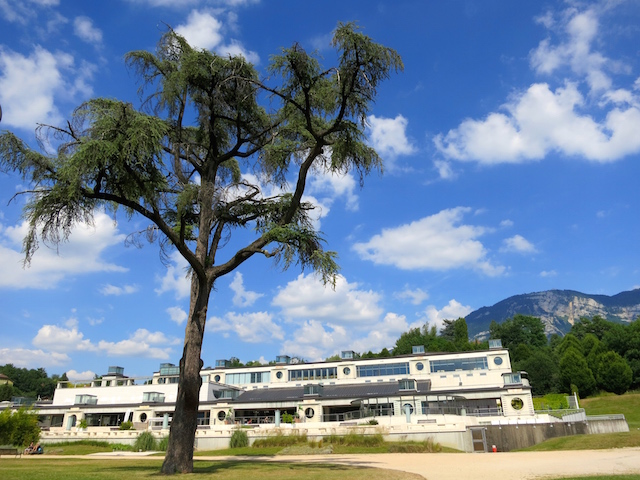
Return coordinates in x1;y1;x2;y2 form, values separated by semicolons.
533;393;569;410
78;419;88;429
229;429;249;448
559;347;597;397
119;421;133;430
158;436;169;452
133;432;157;451
0;364;59;399
517;349;560;395
594;351;633;395
252;430;307;447
0;408;40;446
326;432;384;447
489;315;547;350
281;413;295;424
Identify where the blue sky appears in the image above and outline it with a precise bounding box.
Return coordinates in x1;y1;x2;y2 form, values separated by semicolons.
1;0;639;381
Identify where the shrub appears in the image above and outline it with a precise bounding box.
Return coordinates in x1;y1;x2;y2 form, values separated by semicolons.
158;436;169;451
367;419;379;425
281;413;295;424
133;432;157;451
387;438;442;453
0;408;40;446
119;421;133;430
252;430;307;447
229;429;249;448
326;432;384;447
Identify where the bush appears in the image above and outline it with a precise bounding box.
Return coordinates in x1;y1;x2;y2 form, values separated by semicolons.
252;430;307;447
326;432;384;447
0;408;40;446
158;436;169;451
119;421;133;430
133;432;157;451
229;429;249;448
387;438;441;453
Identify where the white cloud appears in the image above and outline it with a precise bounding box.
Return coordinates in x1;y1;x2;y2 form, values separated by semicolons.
530;8;612;93
97;329;178;359
367;114;416;160
500;234;537;254
65;369;96;382
433;159;456;180
500;219;514;228
0;212;127;290
0;348;69;368
175;9;259;63
32;324;96;353
229;272;264;307
435;5;640;165
155;250;191;300
167;306;188;325
309;169;359;212
0;0;59;24
73;16;102;44
353;207;504;276
540;270;557;277
208;311;284;343
273;273;384;323
394;287;429;305
420;299;473;332
99;284;139;296
0;45;94;130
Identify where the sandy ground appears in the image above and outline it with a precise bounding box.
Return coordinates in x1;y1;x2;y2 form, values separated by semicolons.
17;448;640;479
200;449;640;480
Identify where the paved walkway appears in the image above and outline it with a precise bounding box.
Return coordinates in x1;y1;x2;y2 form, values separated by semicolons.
21;448;640;479
199;449;640;480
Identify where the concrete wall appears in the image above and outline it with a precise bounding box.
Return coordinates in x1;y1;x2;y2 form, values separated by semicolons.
481;417;629;452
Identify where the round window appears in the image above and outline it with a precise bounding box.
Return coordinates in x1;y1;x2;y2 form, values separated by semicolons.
494;357;503;366
304;407;314;419
343;367;351;375
214;374;221;382
416;362;424;371
511;398;524;410
140;413;147;422
403;403;414;414
276;371;283;379
217;411;226;421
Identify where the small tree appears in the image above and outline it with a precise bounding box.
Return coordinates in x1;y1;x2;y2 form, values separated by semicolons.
594;351;633;395
0;24;402;473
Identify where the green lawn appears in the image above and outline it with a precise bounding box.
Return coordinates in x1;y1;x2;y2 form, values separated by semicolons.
581;392;640;429
0;458;422;480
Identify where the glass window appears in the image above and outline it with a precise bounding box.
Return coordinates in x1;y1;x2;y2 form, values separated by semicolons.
416;362;424;371
288;367;336;381
399;379;416;391
142;392;165;403
356;362;410;377
403;403;414;414
276;371;283;379
343;367;351;375
493;357;503;366
217;411;226;421
511;398;524;410
503;373;522;385
305;408;315;419
214;374;221;382
429;357;488;373
226;371;271;385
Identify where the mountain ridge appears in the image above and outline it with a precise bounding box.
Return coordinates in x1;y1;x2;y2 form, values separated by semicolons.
466;288;640;338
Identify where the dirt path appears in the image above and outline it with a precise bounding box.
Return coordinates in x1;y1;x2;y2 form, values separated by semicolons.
202;448;640;480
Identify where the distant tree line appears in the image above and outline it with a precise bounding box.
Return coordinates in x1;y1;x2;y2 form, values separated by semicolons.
0;365;66;402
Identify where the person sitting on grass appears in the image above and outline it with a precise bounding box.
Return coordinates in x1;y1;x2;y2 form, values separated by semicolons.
24;442;34;455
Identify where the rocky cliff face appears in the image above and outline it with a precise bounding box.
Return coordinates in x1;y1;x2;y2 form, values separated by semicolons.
466;289;640;338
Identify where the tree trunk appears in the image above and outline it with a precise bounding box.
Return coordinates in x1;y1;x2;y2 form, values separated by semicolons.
161;276;210;474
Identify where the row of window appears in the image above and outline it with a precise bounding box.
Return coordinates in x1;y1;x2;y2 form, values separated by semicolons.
213;356;502;385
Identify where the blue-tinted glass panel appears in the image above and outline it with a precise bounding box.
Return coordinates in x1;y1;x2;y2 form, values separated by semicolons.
356;362;409;377
429;357;488;373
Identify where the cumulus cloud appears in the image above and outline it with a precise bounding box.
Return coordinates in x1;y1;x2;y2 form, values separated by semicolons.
0;348;69;368
367;114;416;161
394;287;429;305
273;273;384;323
0;45;94;130
73;16;102;44
175;9;259;63
420;299;473;332
0;0;59;24
208;311;284;343
97;329;179;359
309;169;359;212
167;306;188;325
0;212;127;290
434;5;640;164
65;369;96;382
540;270;557;277
229;272;264;307
353;207;504;276
32;323;96;352
500;234;537;254
99;284;139;296
155;250;191;300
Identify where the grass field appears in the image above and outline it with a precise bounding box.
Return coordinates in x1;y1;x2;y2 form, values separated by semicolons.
521;392;640;451
0;458;422;480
